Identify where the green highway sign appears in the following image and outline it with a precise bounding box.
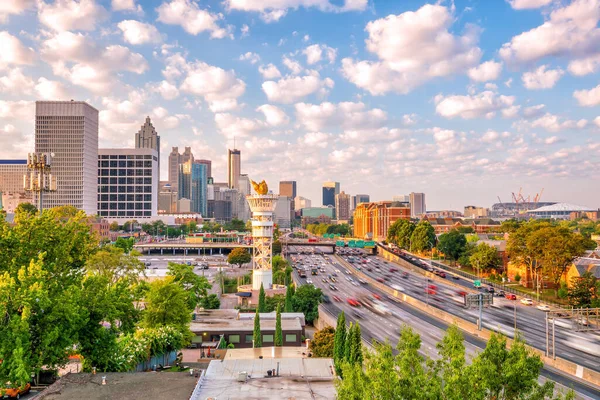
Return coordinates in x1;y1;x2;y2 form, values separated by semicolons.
474;280;481;287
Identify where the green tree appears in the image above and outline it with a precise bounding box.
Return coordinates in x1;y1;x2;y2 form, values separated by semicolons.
265;293;286;313
284;284;294;312
228;247;251;268
469;242;501;276
410;220;436;253
349;323;363;366
14;202;38;216
224;218;246;232
274;305;283;346
199;293;221;309
114;236;135;253
86;245;144;284
344;322;353;362
310;327;335;357
272;240;282;255
109;221;119;231
167;262;212;309
292;284;323;324
506;220;553;289
435;325;471;400
438;230;467;262
333;311;346;374
253;309;262;348
387;219;415;249
142;277;192;331
258;283;266;312
567;272;600;308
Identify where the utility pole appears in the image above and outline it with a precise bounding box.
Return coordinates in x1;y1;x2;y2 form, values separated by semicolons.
24;152;57;211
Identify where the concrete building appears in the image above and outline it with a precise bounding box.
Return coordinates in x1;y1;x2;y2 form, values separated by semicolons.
464;205;489;218
352;194;370;210
393;195;409;203
135;116;160;202
335;191;351;221
168;147;180;193
353;201;411;241
0;159;28;194
158;181;177;213
423;217;501;234
228;148;241;189
409;192;426;218
1;192;30;213
35;101;99;215
301;206;334;219
97;148;159;222
322;181;339;208
426;210;463;218
294;196;311;211
528;203;597;220
195;159;212;180
279;180;297;222
274;195;292;228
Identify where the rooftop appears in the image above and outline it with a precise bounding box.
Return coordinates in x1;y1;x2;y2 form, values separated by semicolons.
0;159;26;164
530;203;596;213
190;318;302;333
39;372;198;400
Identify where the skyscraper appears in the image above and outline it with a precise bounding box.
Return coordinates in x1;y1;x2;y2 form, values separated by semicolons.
409;192;426;218
279;181;297;198
178;160;207;215
35;100;98;214
335;191;351;220
195;159;212;179
168;147;180;193
135;116;160;200
352;194;370;210
228;148;241;189
181;146;194;164
322;181;340;207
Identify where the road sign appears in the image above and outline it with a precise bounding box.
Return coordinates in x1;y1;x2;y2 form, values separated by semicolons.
348;240;356;248
336;240;345;247
464;293;493;308
474;280;481;287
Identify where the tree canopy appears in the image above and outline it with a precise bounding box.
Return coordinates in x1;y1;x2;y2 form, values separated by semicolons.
387;219;415;249
291;284;323;324
228;247;251;268
167;262;214;309
410;221;436;253
438;229;468;262
469;242;501;275
310;326;335;357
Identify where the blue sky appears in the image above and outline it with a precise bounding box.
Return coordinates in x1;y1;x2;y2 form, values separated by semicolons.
1;0;599;210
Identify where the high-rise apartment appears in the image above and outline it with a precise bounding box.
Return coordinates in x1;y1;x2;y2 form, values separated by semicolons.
181;147;194;164
97;148;158;221
228;148;241;189
335;191;351;220
409;192;426;218
195;159;212;180
35;101;98;215
352;194;370;210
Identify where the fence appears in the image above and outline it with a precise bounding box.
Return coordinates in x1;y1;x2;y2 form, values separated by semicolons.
134;350;178;372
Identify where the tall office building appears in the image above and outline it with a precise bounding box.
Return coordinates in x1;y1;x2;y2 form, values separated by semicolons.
0;160;28;194
352;194;370;210
35;101;98;215
294;196;311;211
135;116;160;202
196;159;212;180
97;148;158;221
279;181;296;222
409;192;426;218
181;147;194;164
322;181;340;217
168;147;180;193
228;148;241;189
335;191;351;220
178;160;207;215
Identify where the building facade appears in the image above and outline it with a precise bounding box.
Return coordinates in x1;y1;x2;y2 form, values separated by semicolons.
168;147;180;193
352;194;370;210
228;148;241;189
195;159;212;180
35;101;99;215
464;206;489;218
0;160;28;194
322;181;339;208
409;192;426;218
178;160;207;216
353;201;411;241
274;196;292;228
426;210;464;218
279;181;296;222
335;191;351;220
294;196;311;211
97;148;159;221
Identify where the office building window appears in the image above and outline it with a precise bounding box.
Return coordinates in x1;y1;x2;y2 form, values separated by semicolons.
285;334;297;343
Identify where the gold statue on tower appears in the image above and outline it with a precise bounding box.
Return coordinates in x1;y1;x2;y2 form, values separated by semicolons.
251;179;269;195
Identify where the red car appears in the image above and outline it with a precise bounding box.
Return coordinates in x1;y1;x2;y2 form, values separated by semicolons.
389;268;398;273
456;290;467;297
333;295;342;302
373;294;382;300
505;293;517;300
377;278;385;283
347;298;360;307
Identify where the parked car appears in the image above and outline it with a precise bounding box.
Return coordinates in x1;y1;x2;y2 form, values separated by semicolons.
520;298;533;306
505;293;517;300
1;383;30;399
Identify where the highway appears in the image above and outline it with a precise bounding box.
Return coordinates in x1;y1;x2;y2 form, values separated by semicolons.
288;246;600;399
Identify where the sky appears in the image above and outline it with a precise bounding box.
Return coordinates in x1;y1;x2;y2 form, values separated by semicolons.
1;0;600;211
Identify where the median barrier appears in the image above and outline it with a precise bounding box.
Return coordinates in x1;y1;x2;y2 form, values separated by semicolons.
335;255;600;388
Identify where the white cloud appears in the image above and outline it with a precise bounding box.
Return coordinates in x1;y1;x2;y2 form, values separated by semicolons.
295;101;387;131
112;0;143;13
118;20;162;45
0;100;34;120
258;64;281;79
507;0;552;9
527;113;588;132
594;116;600;128
0;31;35;69
568;55;600;76
180;61;246;112
38;0;108;32
239;52;260;64
299;132;330;148
152;80;179;100
224;0;368;23
522;65;564;89
282;56;303;75
303;34;310;42
0;0;35;23
0;68;34;94
342;4;482;95
523;104;546;118
500;0;600;64
35;77;70;100
156;0;231;39
0;124;33;159
241;24;249;37
262;72;334;104
434;91;516;119
214;113;264;139
467;61;502;82
505;78;513;88
573;84;600;106
302;44;337;65
256;104;289;126
402;113;418;126
484;83;498;90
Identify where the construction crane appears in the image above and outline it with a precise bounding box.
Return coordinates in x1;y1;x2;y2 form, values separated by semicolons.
533;188;544;206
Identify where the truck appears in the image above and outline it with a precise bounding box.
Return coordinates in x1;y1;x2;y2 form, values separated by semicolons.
311;267;318;275
299;269;307;278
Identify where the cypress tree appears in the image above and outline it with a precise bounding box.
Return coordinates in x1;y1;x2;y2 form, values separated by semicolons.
333;311;346;375
274;304;283;346
258;283;266;312
350;323;363;366
344;322;353;362
284;284;294;312
253;308;262;348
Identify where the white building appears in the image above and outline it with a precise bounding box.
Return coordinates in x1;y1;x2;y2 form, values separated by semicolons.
35;101;99;215
409;192;426;218
294;196;311;211
0;160;28;194
528;203;596;220
274;196;292;228
97;148;158;223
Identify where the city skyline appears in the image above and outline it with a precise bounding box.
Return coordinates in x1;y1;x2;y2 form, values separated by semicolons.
1;1;600;210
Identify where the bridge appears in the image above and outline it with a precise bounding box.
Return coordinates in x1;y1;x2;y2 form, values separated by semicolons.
134;241;252;255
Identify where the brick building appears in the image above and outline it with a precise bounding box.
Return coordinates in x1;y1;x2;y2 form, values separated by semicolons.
353;201;411;241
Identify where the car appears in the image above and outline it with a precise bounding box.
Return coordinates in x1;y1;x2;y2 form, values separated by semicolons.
389;268;398;273
503;292;516;300
452;275;460;280
401;272;409;279
322;295;331;304
536;304;551;312
486;287;495;293
520;298;533;306
332;295;342;302
372;294;382;300
1;383;31;399
352;281;360;287
347;298;360;307
358;278;367;285
456;290;467;297
367;267;373;272
438;271;446;278
306;278;313;284
377;278;385;283
391;284;405;292
322;278;328;283
329;284;337;291
576;316;590;326
496;290;506;297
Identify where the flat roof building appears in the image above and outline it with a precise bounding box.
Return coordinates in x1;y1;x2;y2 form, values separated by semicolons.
528;203;597;220
0;159;28;194
353;201;411;241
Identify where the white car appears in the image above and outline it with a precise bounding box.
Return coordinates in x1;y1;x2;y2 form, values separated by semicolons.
391;284;405;292
306;278;313;284
536;304;550;312
520;298;533;306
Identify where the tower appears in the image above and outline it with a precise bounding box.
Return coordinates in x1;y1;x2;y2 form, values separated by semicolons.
228;148;241;189
168;147;180;193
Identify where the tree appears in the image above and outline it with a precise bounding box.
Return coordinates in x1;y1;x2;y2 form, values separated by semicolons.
142;277;192;331
109;221;119;231
200;293;221;309
348;323;363;366
167;262;212;310
310;327;335;357
567;272;600;308
438;230;467;262
333;312;346;374
506;220;553;289
284;284;294;312
387;219;415;249
344;322;353;362
265;294;285;313
224;218;246;232
253;309;262;348
114;236;135;253
410;220;436;253
292;284;323;324
14;202;38;216
469;242;501;276
272;240;282;255
228;247;251;268
258;283;266;313
274;305;283;346
86;245;144;284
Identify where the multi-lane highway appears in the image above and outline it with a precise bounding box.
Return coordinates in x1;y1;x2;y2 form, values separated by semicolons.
288;246;600;399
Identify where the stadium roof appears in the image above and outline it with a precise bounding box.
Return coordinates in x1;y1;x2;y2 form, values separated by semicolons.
530;203;595;212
